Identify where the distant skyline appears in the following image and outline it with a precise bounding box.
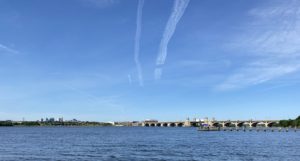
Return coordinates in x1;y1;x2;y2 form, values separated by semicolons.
1;0;300;121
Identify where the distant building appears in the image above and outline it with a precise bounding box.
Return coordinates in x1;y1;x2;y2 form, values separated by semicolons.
70;119;79;122
131;121;140;126
144;119;158;123
49;118;55;122
114;121;132;126
58;117;63;122
107;121;115;125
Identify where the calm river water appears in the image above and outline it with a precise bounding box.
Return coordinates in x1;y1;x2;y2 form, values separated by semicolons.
0;127;299;161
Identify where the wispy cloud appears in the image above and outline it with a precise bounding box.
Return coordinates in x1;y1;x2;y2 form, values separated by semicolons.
178;59;231;68
66;85;122;109
0;43;19;55
134;0;145;86
154;68;162;80
81;0;119;8
127;74;132;84
155;0;190;80
217;0;300;90
217;59;300;90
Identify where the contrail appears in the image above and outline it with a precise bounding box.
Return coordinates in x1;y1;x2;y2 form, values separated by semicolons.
155;0;190;80
134;0;145;86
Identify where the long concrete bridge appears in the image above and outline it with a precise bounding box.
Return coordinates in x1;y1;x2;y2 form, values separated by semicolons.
142;119;279;128
208;120;279;128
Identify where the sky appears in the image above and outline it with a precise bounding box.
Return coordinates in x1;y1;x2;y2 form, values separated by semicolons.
0;0;300;121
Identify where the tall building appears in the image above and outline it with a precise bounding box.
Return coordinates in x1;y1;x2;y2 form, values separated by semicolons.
49;118;55;122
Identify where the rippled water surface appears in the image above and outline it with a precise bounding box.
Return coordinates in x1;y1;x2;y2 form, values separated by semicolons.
0;127;299;161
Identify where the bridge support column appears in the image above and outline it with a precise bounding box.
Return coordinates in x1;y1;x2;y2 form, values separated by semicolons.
249;123;253;128
264;122;270;128
221;122;226;128
233;122;238;127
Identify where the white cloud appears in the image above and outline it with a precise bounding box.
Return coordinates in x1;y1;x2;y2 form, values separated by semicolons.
154;68;162;80
0;43;19;55
82;0;119;8
217;59;300;90
178;59;231;68
218;0;300;90
66;85;122;109
127;74;132;84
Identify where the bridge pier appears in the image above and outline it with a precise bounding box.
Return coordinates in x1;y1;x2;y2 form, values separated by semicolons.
220;122;231;128
248;122;258;128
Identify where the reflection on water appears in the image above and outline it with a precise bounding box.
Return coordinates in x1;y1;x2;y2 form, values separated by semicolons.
0;127;299;161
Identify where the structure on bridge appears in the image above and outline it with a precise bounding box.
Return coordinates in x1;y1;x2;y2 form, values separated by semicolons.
141;118;279;128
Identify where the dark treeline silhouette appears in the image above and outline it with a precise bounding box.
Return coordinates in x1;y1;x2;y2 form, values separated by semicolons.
0;121;112;127
278;116;300;127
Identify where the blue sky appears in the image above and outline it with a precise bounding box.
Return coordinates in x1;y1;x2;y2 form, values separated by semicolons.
0;0;300;121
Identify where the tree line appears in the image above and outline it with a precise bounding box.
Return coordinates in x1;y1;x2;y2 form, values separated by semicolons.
278;116;300;127
0;121;113;127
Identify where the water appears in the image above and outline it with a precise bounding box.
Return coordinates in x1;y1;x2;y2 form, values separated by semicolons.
0;127;299;161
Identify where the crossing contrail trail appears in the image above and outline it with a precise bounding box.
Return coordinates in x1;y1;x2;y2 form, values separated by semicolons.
155;0;190;80
134;0;145;86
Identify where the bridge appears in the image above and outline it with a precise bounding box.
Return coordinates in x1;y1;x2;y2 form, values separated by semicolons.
141;119;279;128
207;119;279;128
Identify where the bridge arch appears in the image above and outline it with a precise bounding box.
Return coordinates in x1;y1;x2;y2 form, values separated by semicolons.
150;123;155;127
212;122;219;127
266;122;275;127
162;123;168;127
248;122;258;127
169;123;176;127
237;122;244;127
144;123;149;127
191;122;197;127
156;123;161;127
177;123;183;127
223;122;231;127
